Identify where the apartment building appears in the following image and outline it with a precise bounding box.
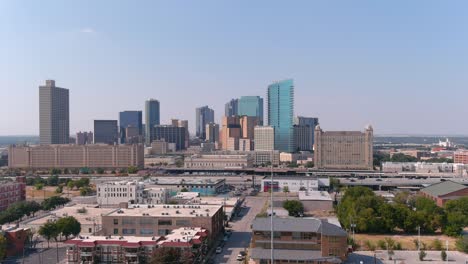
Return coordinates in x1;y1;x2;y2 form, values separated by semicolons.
65;227;208;264
8;144;144;169
454;150;468;164
250;217;347;264
0;177;26;211
101;204;223;240
314;125;373;170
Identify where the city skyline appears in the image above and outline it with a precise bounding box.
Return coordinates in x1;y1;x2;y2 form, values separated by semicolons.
2;1;468;136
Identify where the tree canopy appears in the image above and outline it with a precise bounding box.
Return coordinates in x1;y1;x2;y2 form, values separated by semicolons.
283;200;304;217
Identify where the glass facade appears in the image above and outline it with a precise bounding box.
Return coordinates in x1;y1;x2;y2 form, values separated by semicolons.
195;106;215;139
238;96;264;125
145;99;160;145
267;79;294;152
119;111;143;143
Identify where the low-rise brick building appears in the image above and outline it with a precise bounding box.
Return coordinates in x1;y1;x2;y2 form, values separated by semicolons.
420;180;468;207
250;217;347;264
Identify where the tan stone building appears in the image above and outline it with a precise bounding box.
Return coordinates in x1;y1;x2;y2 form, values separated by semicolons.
314;125;373;170
101;204;223;239
8;144;144;169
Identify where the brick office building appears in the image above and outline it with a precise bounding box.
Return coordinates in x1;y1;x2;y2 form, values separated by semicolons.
250;217;347;264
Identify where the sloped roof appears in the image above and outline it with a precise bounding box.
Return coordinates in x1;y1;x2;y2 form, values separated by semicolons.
421;180;467;197
252;217;346;237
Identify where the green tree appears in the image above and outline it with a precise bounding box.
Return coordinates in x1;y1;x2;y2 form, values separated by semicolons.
49;168;61;175
393;191;411;205
180;187;189;192
35;183;44;190
283;200;304;217
56;216;81;239
55;186;63;194
304;161;314;168
456;236;468;253
390;153;418;162
150;247;181;263
47;175;59;186
128;166;139;174
67;180;75;189
0;234;6;261
79;186;93;196
96;168;105;174
283;186;289;193
175;159;184;168
38;221;59;248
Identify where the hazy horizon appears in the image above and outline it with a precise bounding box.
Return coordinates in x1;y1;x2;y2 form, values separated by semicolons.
2;1;468;136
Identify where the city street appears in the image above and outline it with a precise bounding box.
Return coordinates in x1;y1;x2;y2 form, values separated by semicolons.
213;195;267;264
346;251;468;264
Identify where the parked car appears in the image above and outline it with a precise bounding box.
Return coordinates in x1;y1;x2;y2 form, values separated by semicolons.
236;253;245;261
215;247;222;254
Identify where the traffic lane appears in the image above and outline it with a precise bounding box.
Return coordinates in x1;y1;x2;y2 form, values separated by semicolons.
214;196;267;263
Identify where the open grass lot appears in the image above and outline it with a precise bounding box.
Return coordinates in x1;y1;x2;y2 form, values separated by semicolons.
26;186;80;201
354;233;459;251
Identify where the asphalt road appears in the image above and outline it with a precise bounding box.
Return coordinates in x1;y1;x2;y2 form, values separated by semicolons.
213;195;267;264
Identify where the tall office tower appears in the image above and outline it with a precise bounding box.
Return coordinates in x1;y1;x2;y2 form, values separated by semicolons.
39;80;69;144
205;123;220;144
220;116;241;150
94;120;119;145
76;131;93;145
267;79;294;152
294;116;319;148
240;116;260;140
314;125;374;170
254;126;275;151
178;120;189;148
150;125;186;150
238;96;264;125
119;111;143;144
145;99;160;145
195;106;214;140
293;125;312;151
224;99;238;117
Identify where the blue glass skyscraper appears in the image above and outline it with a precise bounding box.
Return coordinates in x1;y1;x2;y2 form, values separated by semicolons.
267;79;294;152
145;99;160;145
238;96;264;125
119;111;143;144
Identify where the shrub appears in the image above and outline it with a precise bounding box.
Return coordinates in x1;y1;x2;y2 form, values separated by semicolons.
441;250;447;261
432;239;443;251
419;250;427;261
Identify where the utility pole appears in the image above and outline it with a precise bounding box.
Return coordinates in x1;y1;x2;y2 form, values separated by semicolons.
418;226;421;251
270;151;274;264
446;240;449;264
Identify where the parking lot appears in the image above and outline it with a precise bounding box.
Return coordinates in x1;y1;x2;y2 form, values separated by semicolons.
213;195;267;264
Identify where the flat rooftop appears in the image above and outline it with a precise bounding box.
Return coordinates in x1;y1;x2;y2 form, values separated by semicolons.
149;177;225;185
298;191;332;201
24;205;117;226
109;204;223;218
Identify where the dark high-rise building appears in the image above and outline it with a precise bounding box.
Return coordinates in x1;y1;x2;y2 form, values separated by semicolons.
294;116;319;150
94;120;119;145
39;80;69;144
267;79;294;152
195;106;214;140
224;99;238;117
119;111;143;143
145;99;160;145
150;125;186;150
238;96;264;125
76;131;93;145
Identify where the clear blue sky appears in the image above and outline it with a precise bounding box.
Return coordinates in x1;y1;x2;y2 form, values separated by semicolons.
1;1;468;136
